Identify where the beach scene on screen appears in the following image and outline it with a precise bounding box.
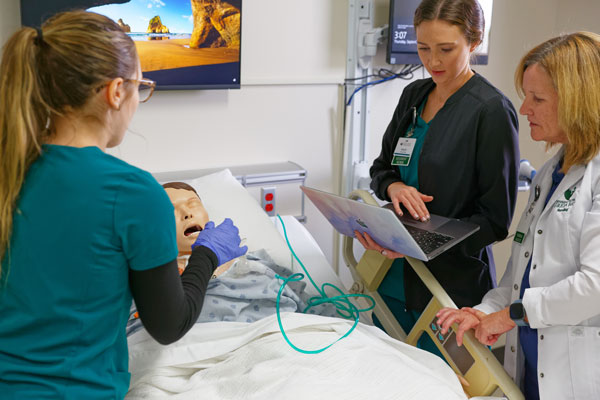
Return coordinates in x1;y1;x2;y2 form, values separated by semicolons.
89;0;240;73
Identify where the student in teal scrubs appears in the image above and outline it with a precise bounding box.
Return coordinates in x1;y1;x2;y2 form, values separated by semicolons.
0;11;246;399
355;0;519;356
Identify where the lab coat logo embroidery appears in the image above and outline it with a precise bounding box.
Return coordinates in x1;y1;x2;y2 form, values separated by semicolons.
564;187;575;200
554;186;576;212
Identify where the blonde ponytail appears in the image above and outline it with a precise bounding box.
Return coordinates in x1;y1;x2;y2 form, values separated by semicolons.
0;27;49;274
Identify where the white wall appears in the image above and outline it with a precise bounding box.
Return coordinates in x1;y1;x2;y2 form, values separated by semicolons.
0;1;20;43
556;0;600;33
2;0;599;287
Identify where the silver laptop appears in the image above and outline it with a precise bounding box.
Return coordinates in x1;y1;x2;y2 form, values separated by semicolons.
301;186;479;261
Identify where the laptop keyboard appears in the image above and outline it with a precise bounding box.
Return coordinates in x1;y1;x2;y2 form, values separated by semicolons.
404;224;454;255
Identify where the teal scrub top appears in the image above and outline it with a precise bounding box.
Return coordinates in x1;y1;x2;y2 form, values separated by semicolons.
379;99;430;299
0;145;178;399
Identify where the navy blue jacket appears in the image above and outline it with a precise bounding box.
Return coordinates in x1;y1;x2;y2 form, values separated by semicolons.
370;73;520;311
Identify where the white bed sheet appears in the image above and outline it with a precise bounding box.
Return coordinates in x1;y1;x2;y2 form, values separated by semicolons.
127;312;468;400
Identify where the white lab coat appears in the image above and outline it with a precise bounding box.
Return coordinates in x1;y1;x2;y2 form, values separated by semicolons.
475;148;600;399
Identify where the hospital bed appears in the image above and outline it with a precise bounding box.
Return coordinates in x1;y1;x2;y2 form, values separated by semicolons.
124;164;520;399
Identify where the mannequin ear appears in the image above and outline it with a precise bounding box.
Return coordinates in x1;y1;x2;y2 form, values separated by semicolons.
105;77;126;111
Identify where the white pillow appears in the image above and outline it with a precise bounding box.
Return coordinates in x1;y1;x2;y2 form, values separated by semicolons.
187;169;292;269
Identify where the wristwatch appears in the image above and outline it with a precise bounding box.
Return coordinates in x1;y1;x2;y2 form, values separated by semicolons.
509;299;529;327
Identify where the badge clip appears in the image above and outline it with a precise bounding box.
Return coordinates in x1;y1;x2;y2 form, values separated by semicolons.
407;107;417;138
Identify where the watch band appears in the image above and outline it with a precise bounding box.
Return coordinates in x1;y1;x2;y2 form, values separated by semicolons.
510;299;529;327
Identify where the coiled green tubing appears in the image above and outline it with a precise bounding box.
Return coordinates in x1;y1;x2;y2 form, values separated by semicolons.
275;215;376;354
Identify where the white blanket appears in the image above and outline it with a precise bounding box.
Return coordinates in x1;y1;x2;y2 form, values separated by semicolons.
127;313;468;400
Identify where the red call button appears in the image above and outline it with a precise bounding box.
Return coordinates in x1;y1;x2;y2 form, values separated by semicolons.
265;204;274;212
265;193;274;201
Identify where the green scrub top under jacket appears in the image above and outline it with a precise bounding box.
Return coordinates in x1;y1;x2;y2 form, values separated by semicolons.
0;145;178;399
379;99;430;300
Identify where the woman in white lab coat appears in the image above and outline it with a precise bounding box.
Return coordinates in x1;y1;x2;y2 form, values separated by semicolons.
436;31;600;400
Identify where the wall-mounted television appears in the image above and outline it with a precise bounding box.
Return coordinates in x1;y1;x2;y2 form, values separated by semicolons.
20;0;242;90
387;0;493;66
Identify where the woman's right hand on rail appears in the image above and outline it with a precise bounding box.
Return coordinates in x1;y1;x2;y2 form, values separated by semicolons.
192;218;248;265
354;231;405;259
436;307;486;347
387;182;433;222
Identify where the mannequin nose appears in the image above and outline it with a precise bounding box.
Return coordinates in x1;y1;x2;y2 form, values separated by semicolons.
181;206;193;220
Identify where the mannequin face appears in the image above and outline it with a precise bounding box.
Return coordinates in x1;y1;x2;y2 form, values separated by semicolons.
164;188;209;253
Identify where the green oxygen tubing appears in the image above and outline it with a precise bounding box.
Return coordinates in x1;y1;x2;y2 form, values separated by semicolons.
274;214;376;354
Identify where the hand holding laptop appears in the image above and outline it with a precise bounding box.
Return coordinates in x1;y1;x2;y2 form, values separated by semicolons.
354;230;405;259
301;186;478;261
387;182;433;222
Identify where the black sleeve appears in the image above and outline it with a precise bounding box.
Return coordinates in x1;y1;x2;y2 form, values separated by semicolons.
128;245;218;345
458;95;520;255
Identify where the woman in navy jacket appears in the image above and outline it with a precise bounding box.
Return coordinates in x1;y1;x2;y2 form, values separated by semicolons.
356;0;519;351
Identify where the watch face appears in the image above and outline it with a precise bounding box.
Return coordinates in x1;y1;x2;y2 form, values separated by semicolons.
510;302;525;320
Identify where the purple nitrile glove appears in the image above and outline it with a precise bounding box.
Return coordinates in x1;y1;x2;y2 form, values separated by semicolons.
191;218;248;265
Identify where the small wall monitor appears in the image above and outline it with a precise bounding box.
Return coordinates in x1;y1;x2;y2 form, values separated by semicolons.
387;0;493;66
20;0;242;90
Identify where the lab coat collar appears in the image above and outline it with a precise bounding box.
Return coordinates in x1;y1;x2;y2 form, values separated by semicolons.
539;147;585;220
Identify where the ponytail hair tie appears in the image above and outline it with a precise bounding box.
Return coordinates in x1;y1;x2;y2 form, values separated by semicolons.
34;27;44;46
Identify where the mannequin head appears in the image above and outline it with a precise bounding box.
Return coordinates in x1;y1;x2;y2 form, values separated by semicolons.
162;182;209;254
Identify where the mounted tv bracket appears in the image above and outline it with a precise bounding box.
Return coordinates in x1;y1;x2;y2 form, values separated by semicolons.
358;24;389;69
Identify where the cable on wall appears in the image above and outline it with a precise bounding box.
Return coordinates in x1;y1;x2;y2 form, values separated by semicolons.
344;64;422;106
